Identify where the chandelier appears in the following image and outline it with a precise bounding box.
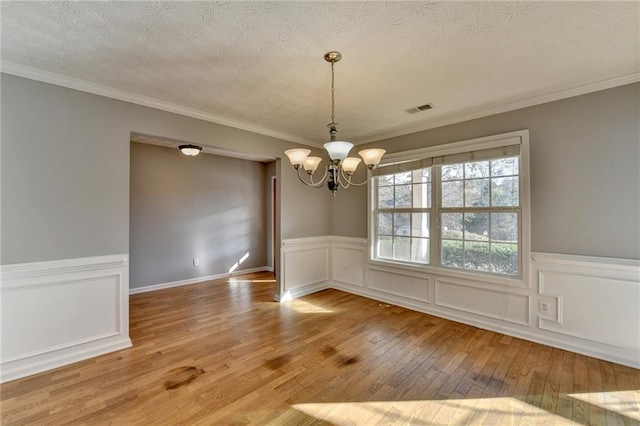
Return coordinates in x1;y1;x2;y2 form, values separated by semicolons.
284;51;385;196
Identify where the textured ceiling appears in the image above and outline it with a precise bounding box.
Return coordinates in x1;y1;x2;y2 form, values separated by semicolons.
2;1;639;147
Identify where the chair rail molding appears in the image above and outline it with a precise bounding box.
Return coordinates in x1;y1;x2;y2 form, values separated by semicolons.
1;254;132;383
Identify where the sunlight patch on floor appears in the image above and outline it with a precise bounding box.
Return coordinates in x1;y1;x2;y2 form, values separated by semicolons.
289;398;580;425
279;293;333;313
568;390;640;421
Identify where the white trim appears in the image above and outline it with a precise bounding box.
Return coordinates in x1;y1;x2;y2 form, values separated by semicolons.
4;63;637;149
1;62;316;147
129;266;272;295
370;130;530;285
367;261;525;288
283;237;639;368
0;254;129;281
379;132;524;165
1;254;132;383
1;338;132;384
357;72;640;145
281;235;331;248
434;278;530;326
333;278;638;368
282;281;331;300
531;252;640;271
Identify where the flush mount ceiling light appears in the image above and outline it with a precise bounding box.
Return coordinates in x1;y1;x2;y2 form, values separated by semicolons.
284;51;385;197
178;144;203;156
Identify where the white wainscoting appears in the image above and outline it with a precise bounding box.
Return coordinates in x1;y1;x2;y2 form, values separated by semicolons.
282;236;640;368
281;236;331;299
435;278;530;326
331;237;367;287
531;253;640;368
0;254;132;383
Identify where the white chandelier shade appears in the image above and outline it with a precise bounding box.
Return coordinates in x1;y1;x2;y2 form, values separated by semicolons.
324;141;353;161
284;148;311;165
284;51;385;196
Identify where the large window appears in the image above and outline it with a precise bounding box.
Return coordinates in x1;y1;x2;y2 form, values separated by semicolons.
376;168;431;264
371;132;528;279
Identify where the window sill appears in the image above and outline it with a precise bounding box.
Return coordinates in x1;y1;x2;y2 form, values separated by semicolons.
367;259;528;288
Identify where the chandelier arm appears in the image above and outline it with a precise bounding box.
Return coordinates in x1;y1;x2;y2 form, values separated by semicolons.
296;166;327;188
338;175;350;189
339;167;371;187
308;166;330;188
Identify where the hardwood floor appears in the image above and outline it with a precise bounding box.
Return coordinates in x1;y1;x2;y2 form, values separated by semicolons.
2;271;639;425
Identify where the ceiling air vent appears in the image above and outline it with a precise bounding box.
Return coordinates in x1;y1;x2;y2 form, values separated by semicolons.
405;103;434;114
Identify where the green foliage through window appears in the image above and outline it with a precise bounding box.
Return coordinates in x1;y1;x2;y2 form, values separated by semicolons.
373;153;522;278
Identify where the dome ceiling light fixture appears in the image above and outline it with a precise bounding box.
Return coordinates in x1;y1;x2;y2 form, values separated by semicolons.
178;144;203;156
284;51;385;197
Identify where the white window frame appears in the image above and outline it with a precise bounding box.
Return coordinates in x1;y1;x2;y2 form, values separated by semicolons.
368;130;530;287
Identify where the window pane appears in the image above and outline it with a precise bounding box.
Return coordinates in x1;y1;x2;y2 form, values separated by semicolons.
377;174;394;186
464;178;490;207
378;213;393;235
393;237;411;261
395;172;412;184
442;180;463;207
413;167;431;182
442;164;463;181
441;240;463;268
490;213;518;243
465;161;490;179
464;241;489;271
378;185;393;208
491;157;519;177
378;236;393;259
395;185;412;208
491;176;519;207
464;212;489;241
394;213;410;236
412;213;429;237
442;213;463;239
411;238;429;264
491;243;518;275
412;183;430;208
373;151;521;278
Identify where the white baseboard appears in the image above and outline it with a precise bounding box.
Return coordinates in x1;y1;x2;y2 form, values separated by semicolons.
282;281;331;301
331;280;639;369
129;266;272;295
283;236;640;369
1;254;132;383
1;336;132;384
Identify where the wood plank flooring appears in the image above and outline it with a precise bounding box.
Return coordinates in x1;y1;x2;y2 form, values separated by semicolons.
2;272;639;425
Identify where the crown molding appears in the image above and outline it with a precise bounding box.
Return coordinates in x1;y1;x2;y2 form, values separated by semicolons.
1;61;319;147
356;72;640;145
3;62;637;149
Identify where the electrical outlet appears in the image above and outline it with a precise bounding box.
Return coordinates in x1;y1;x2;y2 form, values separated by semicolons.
539;300;550;314
193;258;199;266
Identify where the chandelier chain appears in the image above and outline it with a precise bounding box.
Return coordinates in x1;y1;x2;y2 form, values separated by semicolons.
331;61;335;125
284;51;385;196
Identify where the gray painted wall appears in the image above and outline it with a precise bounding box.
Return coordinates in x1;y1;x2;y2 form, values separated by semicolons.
3;73;637;266
337;83;640;259
1;74;331;265
129;143;268;288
